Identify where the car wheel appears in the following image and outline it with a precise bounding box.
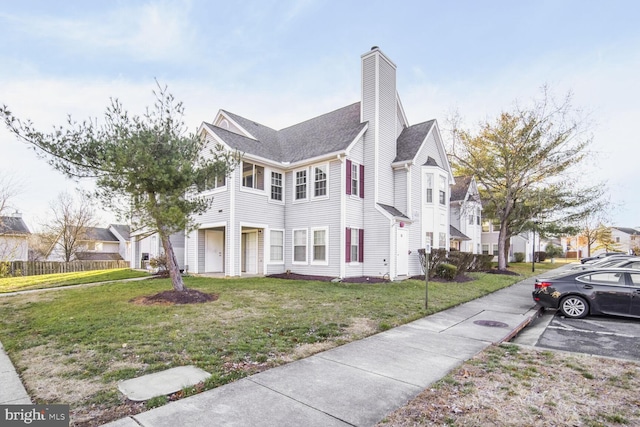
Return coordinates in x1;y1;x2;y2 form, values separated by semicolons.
560;295;588;319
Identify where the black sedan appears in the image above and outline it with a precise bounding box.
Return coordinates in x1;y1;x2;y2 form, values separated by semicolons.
533;268;640;319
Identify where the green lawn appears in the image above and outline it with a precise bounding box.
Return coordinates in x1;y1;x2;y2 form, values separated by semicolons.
0;262;563;424
0;269;151;293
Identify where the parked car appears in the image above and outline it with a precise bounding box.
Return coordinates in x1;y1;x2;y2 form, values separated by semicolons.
569;256;640;271
580;252;626;264
533;268;640;319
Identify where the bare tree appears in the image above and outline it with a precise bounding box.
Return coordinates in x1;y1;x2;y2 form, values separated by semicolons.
44;192;98;262
0;173;25;263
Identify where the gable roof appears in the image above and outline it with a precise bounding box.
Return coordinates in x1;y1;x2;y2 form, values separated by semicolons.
612;227;640;235
205;103;367;164
85;227;119;242
450;225;471;241
0;216;30;235
395;120;436;163
109;224;131;241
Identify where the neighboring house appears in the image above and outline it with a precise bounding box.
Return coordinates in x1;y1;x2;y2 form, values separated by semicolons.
449;176;482;253
131;231;185;271
480;218;535;262
47;224;130;262
0;213;30;261
173;47;453;279
611;227;640;254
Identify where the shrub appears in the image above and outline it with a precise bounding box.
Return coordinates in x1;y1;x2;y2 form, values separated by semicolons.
471;254;494;271
545;243;563;259
534;251;547;262
149;254;169;276
436;263;458;280
514;252;525;263
447;251;475;274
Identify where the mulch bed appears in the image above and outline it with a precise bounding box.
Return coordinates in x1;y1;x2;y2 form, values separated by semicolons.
268;273;478;284
130;289;219;305
267;273;389;283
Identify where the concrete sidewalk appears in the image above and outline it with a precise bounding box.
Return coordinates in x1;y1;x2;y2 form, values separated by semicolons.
0;266;570;426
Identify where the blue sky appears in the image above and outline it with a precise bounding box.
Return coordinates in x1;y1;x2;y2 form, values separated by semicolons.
1;0;639;230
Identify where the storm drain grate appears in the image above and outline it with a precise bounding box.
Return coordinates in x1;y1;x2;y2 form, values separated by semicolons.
474;320;509;328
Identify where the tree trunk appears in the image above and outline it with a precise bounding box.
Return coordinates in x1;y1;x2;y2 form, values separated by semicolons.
160;233;185;292
497;225;508;270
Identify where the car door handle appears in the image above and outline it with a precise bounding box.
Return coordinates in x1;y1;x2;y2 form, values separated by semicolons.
582;285;593;289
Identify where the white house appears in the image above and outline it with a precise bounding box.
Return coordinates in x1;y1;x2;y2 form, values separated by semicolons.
166;47;453;280
481;218;536;262
0;213;30;261
449;176;482;253
611;227;640;254
48;224;130;262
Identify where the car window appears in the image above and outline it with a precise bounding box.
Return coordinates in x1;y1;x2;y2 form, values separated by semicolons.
578;272;624;285
630;274;640;287
625;262;640;269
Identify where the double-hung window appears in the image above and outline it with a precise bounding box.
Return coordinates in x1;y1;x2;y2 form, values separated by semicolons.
439;175;446;205
270;230;284;262
346;160;364;198
271;171;283;201
314;165;327;197
425;174;433;203
312;228;327;263
345;227;364;263
295;170;307;201
293;229;307;263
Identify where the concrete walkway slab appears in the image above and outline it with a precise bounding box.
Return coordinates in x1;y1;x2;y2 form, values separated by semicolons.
318;335;463;387
130;378;349;427
251;356;422;427
0;343;31;404
442;310;533;343
118;366;211;401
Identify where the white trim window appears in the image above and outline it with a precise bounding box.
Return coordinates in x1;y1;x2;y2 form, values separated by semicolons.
313;164;328;198
269;230;284;263
295;169;308;201
350;162;359;196
242;161;264;190
439;232;446;248
425;173;433;203
293;229;307;263
439;175;446;205
270;171;283;202
312;227;328;264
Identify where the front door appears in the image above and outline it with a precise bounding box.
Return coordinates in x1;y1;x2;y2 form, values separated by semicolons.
205;230;224;272
242;231;258;274
396;228;408;276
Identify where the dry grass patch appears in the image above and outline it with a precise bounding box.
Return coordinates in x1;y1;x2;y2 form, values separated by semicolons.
378;344;640;427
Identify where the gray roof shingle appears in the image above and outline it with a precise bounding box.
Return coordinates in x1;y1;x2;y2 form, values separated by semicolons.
450;176;473;202
395;120;435;163
0;216;30;235
450;225;471;240
85;227;119;242
207;103;366;163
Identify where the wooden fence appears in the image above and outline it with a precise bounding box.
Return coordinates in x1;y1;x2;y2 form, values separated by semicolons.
1;260;130;277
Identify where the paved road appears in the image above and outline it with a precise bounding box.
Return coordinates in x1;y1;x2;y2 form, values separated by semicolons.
513;309;640;361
